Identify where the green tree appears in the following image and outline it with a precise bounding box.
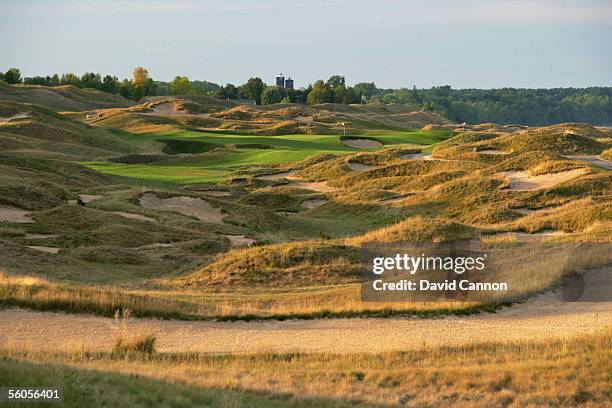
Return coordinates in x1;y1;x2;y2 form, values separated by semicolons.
169;76;193;95
240;77;265;104
353;82;378;100
60;73;80;86
119;79;133;99
217;83;240;99
260;86;285;105
101;75;119;93
306;80;332;105
4;68;22;84
326;75;345;89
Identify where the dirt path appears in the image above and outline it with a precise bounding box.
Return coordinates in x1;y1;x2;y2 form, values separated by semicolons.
1;268;610;354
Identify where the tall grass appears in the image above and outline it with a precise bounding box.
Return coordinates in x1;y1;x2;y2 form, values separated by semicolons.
3;330;610;407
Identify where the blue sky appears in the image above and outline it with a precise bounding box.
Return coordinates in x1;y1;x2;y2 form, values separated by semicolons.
1;0;611;89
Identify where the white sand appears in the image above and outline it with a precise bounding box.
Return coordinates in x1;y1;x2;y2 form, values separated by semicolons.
1;268;609;354
202;191;232;197
478;150;510;155
564;155;612;170
401;153;432;160
498;169;588;191
0;113;30;124
256;171;294;181
24;234;58;240
112;211;157;223
139;193;225;224
26;246;60;254
301;199;328;209
225;235;256;247
342;139;382;148
290;181;338;193
347;162;379;172
0;205;33;223
79;194;102;203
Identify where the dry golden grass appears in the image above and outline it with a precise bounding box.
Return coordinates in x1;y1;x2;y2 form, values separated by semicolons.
0;271;480;319
3;329;610;407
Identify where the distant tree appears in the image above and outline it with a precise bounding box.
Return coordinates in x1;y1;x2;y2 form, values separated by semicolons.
169;76;193;95
217;83;240;99
353;82;378;101
101;75;120;93
119;79;133;99
80;72;102;90
240;77;265;104
260;86;285;105
326;75;345;89
4;68;22;84
191;80;220;95
51;74;60;86
60;73;80;86
306;80;332;105
131;67;156;100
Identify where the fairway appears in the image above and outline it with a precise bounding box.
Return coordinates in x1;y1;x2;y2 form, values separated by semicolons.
83;129;450;184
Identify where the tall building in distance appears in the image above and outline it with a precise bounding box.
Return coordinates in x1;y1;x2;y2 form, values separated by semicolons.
275;73;294;89
275;74;285;88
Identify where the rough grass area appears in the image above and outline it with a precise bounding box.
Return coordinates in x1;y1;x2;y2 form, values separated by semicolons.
0;358;334;408
2;330;610;407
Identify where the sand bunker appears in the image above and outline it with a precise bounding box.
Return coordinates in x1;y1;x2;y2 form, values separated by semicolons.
498;169;588;191
202;191;232;197
380;194;410;204
2;266;610;354
79;194;102;203
112;211;157;223
225;235;256;247
564;155;612;170
24;234;58;240
139;193;225;224
26;246;60;254
0;113;30;124
294;115;313;124
290;181;338;193
478;149;510;155
0;205;33;223
142;103;183;116
342;138;382;148
136;243;174;250
401;153;432;160
484;231;568;242
347;162;379;172
256;171;295;181
301;199;328;209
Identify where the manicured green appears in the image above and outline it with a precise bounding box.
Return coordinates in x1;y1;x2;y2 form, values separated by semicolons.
83;129;450;185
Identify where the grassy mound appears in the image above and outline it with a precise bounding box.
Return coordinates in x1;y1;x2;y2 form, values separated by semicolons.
0;82;133;111
193;241;359;286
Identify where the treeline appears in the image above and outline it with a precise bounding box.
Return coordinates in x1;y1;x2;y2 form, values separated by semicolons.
371;85;612;126
0;67;157;101
2;67;611;125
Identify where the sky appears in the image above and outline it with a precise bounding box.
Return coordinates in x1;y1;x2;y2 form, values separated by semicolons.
1;0;611;89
